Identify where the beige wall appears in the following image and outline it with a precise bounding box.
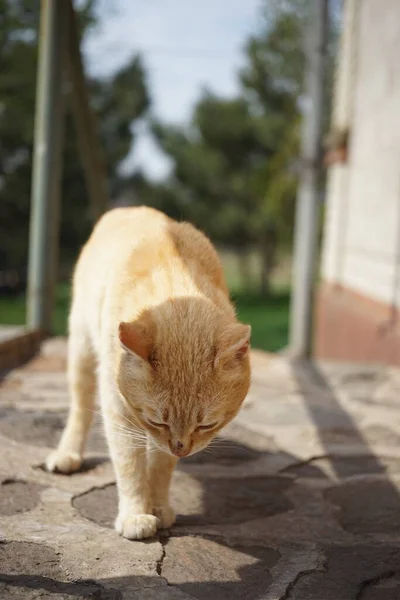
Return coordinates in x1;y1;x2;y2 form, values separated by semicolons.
321;0;400;307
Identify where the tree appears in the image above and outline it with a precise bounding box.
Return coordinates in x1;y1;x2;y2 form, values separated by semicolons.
239;2;308;293
61;54;149;263
150;0;337;295
150;2;306;294
151;95;264;247
0;0;150;271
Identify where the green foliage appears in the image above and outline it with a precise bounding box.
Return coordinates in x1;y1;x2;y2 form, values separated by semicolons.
149;1;311;293
148;0;338;295
91;56;150;184
0;0;338;306
61;54;150;261
0;0;150;269
0;0;38;268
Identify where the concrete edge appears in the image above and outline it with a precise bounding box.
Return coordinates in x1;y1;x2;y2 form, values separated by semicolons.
0;328;45;373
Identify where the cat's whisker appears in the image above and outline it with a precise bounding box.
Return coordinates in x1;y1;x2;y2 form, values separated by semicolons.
121;438;148;446
108;422;134;433
123;444;157;451
109;422;146;437
92;417;149;444
83;407;110;422
123;441;148;446
203;446;219;454
114;426;147;438
116;425;145;437
106;417;147;437
111;420;143;434
111;431;147;440
89;406;146;437
208;443;233;450
210;437;236;445
112;409;142;431
83;408;145;437
114;435;149;445
209;441;231;448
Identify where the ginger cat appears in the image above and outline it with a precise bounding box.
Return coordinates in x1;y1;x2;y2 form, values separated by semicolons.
46;207;251;539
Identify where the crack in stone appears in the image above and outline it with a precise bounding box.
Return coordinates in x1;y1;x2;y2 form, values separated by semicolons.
356;569;397;600
279;569;318;600
279;559;327;600
156;534;168;577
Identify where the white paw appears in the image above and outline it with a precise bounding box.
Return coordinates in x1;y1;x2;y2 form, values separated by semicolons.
45;450;82;474
115;513;158;540
153;505;176;529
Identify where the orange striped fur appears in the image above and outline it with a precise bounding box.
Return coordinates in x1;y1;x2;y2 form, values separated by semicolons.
46;207;251;539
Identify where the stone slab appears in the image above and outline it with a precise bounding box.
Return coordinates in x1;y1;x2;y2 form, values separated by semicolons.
1;341;400;598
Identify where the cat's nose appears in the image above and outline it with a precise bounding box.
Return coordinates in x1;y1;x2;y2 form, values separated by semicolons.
170;440;189;457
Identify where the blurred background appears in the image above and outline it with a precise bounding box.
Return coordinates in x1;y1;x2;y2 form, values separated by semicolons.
0;0;340;352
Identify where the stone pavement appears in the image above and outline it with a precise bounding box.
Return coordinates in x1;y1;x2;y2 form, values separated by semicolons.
1;338;400;599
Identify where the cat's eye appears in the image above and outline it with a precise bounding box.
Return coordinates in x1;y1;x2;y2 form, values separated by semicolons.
196;422;218;431
148;419;168;429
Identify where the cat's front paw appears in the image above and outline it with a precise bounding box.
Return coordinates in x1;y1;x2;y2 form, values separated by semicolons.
46;450;82;474
115;513;158;540
153;505;176;529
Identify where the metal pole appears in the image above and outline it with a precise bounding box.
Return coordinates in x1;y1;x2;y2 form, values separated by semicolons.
66;0;109;221
289;0;329;358
27;0;68;332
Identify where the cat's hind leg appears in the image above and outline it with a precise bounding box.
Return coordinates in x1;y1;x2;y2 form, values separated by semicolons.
46;332;96;474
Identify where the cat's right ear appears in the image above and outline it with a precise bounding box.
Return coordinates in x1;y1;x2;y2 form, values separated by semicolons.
118;321;151;362
214;323;251;367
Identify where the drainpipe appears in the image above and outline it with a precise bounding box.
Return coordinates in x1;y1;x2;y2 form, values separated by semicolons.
27;0;68;333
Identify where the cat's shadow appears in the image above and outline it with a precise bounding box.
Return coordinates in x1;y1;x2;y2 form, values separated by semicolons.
175;437;303;528
70;437;323;600
165;439;312;599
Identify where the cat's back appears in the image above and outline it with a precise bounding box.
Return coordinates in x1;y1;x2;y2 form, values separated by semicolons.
74;206;228;309
89;206;168;250
77;206;224;285
75;206;167;275
71;207;168;324
167;219;227;293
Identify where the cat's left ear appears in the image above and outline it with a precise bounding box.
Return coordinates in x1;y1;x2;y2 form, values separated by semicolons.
215;323;251;367
118;321;152;362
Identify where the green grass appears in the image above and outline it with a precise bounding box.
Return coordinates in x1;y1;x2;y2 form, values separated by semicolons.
0;284;289;352
233;291;289;352
220;249;290;351
0;283;70;336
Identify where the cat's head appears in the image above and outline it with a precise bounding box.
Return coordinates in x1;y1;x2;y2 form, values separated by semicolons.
116;298;251;457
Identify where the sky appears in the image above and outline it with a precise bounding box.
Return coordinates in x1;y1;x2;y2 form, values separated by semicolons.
81;0;264;180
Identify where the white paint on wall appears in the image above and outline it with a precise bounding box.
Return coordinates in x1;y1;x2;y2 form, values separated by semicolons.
321;0;400;307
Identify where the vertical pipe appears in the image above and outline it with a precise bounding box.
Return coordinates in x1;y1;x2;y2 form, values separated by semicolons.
27;0;67;332
289;0;330;358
